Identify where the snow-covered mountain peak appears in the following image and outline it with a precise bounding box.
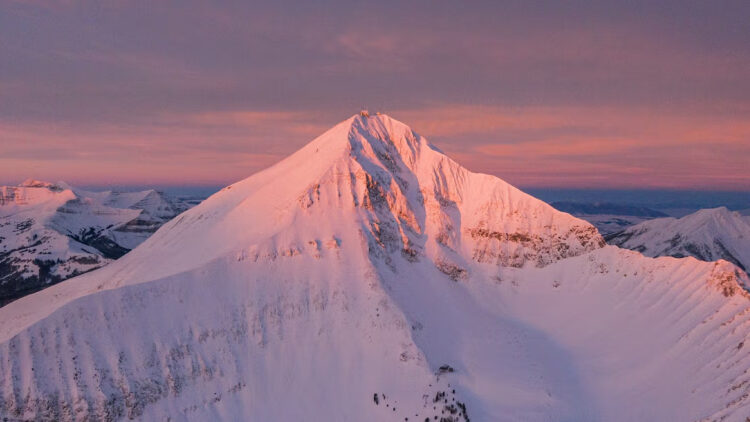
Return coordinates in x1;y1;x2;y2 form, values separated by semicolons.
302;113;423;156
680;206;744;228
258;113;432;185
1;116;749;421
0;114;604;337
348;113;424;163
98;114;604;288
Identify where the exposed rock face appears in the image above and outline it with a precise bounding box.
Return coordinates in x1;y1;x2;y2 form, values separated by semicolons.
0;114;748;421
0;182;191;306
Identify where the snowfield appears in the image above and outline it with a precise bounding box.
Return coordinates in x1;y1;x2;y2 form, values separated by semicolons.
0;114;748;421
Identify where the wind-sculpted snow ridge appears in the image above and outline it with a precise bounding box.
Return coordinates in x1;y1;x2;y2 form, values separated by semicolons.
0;182;191;306
0;114;748;421
607;207;750;278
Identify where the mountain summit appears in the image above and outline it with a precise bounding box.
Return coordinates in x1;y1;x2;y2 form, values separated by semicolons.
0;114;748;421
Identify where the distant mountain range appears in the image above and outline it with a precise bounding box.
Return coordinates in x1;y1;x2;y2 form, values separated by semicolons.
607;207;750;275
552;201;750;277
0;179;192;305
551;201;669;218
550;201;668;235
0;115;747;421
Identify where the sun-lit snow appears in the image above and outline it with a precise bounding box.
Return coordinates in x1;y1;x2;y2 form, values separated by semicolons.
607;206;750;276
0;114;748;421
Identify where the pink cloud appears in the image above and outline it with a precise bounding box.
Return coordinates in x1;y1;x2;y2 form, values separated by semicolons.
390;104;750;189
1;103;748;189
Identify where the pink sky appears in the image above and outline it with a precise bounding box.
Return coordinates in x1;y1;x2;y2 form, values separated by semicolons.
1;1;749;190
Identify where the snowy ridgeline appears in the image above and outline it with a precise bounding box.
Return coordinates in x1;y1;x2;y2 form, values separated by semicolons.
550;200;750;277
606;206;750;276
0;114;748;421
0;180;194;306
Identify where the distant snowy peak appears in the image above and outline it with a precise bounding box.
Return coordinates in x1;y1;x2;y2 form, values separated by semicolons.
550;201;669;235
607;206;750;274
0;180;194;306
676;206;748;230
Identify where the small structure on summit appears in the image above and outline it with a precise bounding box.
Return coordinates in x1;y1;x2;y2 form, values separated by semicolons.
360;109;370;117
